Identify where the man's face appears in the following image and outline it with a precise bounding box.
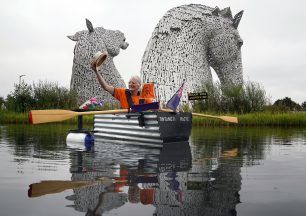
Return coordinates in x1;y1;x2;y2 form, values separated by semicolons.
128;79;140;92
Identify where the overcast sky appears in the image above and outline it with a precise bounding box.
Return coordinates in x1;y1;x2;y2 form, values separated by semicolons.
0;0;305;103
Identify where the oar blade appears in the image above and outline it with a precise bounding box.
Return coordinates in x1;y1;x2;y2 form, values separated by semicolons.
28;178;124;197
28;180;91;197
192;112;238;124
220;116;238;124
29;109;77;124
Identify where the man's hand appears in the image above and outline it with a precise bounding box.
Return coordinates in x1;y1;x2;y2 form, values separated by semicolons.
90;59;97;72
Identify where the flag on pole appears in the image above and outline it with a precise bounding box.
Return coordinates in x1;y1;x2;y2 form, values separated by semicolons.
166;82;185;111
79;97;104;110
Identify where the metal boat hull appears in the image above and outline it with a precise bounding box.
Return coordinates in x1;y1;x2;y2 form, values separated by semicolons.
94;111;192;147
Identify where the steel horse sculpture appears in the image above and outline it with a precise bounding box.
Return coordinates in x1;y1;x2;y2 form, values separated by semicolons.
68;19;128;104
140;4;244;105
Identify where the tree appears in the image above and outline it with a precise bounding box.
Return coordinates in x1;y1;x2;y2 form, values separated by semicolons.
273;97;301;111
0;96;4;110
193;80;269;114
32;81;78;109
302;101;306;111
5;82;34;112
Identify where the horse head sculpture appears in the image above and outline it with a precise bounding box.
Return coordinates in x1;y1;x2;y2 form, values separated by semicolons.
140;4;244;105
68;19;128;104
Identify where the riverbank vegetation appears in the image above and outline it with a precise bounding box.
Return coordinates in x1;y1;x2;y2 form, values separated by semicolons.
1;110;305;127
192;112;306;127
191;81;306;126
0;80;305;126
2;81;78;112
0;111;94;125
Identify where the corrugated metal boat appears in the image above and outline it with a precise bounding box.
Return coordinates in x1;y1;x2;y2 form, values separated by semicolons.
93;111;192;147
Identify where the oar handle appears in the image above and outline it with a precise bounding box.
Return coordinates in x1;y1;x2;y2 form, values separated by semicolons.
76;109;129;116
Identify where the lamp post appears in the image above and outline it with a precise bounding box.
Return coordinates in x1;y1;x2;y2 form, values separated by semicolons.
19;75;25;85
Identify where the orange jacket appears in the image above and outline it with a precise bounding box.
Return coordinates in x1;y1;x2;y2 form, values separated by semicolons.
113;88;153;109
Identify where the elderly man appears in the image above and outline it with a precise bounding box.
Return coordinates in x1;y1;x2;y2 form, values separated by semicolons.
91;60;152;109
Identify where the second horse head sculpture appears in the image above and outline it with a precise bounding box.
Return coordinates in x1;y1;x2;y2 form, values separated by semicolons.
140;4;244;105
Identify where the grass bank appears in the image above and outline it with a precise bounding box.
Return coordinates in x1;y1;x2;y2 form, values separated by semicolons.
237;112;306;127
193;112;306;127
1;111;305;127
0;111;93;125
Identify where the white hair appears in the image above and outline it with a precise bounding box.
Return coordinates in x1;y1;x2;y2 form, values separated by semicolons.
129;75;142;86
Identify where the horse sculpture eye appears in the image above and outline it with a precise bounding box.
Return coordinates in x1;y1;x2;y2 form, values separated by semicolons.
238;40;243;47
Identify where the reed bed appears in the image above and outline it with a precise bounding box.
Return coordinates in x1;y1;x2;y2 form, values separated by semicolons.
0;111;29;124
237;112;306;127
193;112;306;127
0;111;93;125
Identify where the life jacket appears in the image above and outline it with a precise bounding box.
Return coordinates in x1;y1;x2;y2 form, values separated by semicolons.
125;83;155;109
140;188;155;205
125;90;144;109
140;83;155;99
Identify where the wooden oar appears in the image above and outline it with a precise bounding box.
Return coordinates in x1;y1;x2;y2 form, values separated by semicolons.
28;180;95;197
29;109;128;124
159;109;238;124
191;112;238;124
28;178;127;198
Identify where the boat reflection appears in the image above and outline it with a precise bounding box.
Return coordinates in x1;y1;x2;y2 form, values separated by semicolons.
65;140;192;215
28;137;242;216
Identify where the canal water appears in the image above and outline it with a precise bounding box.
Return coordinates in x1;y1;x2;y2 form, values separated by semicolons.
0;124;305;216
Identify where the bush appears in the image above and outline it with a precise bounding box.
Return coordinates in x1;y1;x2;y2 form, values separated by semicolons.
193;80;269;114
4;81;78;112
0;96;4;110
302;101;306;111
5;82;34;112
32;81;78;109
273;97;301;111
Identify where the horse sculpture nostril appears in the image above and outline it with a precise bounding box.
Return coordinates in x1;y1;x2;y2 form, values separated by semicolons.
121;42;129;49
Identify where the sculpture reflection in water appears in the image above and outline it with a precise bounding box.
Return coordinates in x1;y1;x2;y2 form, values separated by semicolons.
64;141;192;215
28;139;242;216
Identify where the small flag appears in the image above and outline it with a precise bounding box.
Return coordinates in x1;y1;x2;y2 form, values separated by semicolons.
79;97;104;110
166;82;185;111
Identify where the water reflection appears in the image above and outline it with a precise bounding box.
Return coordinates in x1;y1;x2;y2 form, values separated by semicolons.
29;137;243;216
1;124;70;160
65;141;192;215
1;125;306;215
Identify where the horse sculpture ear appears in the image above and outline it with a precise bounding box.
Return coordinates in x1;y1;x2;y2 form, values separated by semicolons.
86;18;94;33
220;7;233;19
212;6;220;16
67;34;79;41
232;10;244;29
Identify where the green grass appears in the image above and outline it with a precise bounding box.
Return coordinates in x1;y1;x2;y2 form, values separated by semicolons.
237;112;306;127
0;111;93;125
193;111;306;127
0;111;28;124
1;110;305;127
